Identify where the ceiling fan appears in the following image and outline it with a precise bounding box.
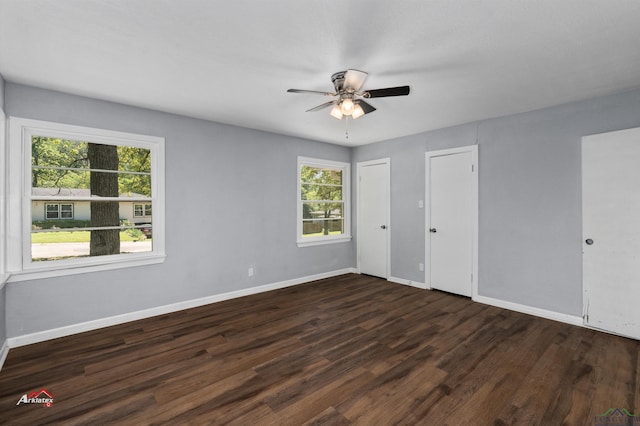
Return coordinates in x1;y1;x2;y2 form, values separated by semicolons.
287;69;410;120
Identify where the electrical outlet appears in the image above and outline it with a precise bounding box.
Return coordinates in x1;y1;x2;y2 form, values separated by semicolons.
419;263;424;272
418;200;424;208
248;267;254;277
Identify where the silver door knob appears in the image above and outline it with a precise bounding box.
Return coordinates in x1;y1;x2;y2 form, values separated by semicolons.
380;225;387;229
429;228;437;233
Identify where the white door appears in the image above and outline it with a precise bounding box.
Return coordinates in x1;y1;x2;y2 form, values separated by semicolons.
358;159;390;278
426;147;477;297
582;127;640;339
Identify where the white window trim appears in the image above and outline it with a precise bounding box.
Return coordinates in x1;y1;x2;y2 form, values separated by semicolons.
0;105;7;286
7;117;166;282
297;156;351;248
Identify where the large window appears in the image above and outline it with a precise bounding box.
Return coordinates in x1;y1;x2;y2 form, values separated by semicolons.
297;157;351;247
7;118;165;280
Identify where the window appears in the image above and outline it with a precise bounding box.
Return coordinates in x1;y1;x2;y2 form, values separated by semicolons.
45;203;74;220
7;117;165;281
134;203;152;217
297;157;351;247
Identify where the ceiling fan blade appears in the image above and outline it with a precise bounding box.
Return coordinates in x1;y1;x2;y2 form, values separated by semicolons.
355;99;376;114
306;100;336;112
287;89;336;96
344;69;368;91
363;86;410;98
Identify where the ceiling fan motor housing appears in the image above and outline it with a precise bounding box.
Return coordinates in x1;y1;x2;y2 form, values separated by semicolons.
331;71;348;93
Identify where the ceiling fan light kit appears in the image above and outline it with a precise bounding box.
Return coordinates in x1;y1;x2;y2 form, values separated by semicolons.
330;105;343;120
287;69;410;121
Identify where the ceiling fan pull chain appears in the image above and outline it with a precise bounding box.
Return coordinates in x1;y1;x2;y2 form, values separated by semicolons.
345;116;349;140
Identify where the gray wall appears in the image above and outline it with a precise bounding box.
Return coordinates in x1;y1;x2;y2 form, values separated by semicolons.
4;83;354;337
354;87;640;317
5;80;640;338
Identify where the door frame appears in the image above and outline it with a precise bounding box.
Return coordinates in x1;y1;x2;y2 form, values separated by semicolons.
425;145;479;297
357;158;391;278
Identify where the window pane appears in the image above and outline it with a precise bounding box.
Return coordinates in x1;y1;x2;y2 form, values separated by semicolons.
45;204;59;219
36;221;77;230
300;165;342;185
118;173;151;197
302;219;344;237
301;184;342;201
31;230;153;262
302;202;343;219
32;136;151;198
31;172;151;198
32;169;90;192
134;204;144;217
60;204;74;219
118;146;151;174
145;204;152;216
32;137;88;168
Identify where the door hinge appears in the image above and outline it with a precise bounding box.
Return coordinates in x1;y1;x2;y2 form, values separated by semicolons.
471;273;473;283
471;164;475;172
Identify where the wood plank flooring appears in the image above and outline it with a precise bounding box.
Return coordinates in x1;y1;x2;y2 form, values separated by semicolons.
0;273;638;425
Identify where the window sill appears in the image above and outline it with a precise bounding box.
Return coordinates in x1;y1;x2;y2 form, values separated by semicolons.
8;253;166;282
297;235;352;248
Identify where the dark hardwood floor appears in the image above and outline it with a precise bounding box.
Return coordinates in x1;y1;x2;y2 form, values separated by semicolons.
0;274;638;425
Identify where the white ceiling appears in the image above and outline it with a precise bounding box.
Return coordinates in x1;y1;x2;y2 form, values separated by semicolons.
2;1;640;147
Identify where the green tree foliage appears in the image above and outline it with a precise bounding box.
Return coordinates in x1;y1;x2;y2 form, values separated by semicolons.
32;137;89;189
300;166;343;235
117;146;151;196
31;137;151;195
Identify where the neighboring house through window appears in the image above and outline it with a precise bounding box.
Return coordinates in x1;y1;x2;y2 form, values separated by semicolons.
7;117;165;281
297;156;351;247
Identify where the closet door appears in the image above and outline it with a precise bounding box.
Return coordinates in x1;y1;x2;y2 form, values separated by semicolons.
426;146;477;297
583;127;640;339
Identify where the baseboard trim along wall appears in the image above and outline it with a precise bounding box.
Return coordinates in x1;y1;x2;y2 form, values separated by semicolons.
388;276;428;290
2;270;587;371
473;294;584;327
6;268;357;350
388;276;583;328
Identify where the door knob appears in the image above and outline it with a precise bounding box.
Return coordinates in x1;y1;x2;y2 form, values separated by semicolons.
429;228;437;233
585;238;594;245
380;225;387;229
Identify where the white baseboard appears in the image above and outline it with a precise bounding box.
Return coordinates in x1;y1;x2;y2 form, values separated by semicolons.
385;279;582;328
7;268;357;349
0;340;9;372
473;294;584;327
388;276;427;290
4;268;588;352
